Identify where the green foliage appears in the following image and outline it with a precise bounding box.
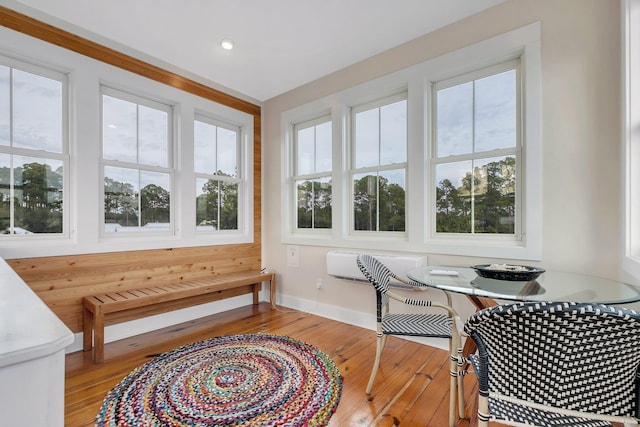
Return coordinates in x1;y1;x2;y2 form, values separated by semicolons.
435;178;471;232
140;184;170;224
353;175;405;232
104;176;139;226
436;157;515;234
104;176;172;229
0;162;63;234
196;174;238;230
296;180;332;229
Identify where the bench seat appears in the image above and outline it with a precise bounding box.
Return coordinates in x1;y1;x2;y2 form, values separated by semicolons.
82;270;276;363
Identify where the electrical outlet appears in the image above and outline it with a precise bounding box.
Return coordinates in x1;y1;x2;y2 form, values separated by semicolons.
287;245;299;267
316;278;323;289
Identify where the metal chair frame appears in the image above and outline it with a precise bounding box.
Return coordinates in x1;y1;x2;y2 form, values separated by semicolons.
357;254;465;427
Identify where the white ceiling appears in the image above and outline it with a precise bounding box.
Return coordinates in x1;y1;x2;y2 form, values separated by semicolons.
4;0;506;102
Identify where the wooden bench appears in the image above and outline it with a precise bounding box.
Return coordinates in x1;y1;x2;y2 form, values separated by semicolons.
82;271;276;363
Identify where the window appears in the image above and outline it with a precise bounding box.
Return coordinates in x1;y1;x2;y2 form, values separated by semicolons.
431;61;520;238
0;60;67;236
194;115;241;232
101;87;173;234
351;94;407;233
293;116;332;230
281;23;540;259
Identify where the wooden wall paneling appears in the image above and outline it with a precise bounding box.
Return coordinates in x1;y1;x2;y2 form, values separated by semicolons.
8;245;265;333
11;247;261;288
10;245;261;277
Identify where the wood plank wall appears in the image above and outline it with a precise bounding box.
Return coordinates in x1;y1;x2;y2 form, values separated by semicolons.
8;245;262;332
1;7;264;334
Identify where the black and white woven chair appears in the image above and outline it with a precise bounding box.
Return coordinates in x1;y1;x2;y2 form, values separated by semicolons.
356;254;465;427
464;301;640;427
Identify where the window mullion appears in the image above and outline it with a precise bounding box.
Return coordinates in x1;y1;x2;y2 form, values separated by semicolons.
217;181;221;230
9;68;13;148
377;108;381;232
471;81;476;234
9;156;14;232
376;174;380;232
136;169;142;228
136;104;140;165
310;181;316;229
7;69;13;231
214;129;218;173
470;161;475;234
313;127;318;174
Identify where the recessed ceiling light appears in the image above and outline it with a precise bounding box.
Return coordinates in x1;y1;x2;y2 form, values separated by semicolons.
220;38;234;50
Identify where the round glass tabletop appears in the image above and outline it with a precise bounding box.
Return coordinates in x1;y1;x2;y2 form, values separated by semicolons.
407;266;640;305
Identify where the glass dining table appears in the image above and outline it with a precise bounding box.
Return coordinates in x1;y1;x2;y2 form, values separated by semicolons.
407;265;640;355
407;266;640;305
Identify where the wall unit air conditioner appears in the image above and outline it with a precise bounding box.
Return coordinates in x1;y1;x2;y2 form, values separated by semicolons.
326;250;427;288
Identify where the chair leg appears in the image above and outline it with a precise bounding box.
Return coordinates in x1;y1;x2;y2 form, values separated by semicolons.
457;373;465;419
448;332;463;427
380;335;389;354
477;395;490;427
448;354;457;427
448;329;466;424
366;331;386;394
456;346;466;419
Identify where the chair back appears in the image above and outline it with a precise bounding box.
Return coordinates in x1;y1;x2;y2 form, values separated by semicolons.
464;302;640;419
357;254;395;294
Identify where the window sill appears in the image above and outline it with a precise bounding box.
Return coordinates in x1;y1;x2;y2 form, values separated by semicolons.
282;232;539;261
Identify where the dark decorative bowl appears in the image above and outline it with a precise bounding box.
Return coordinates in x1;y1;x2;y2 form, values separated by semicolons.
471;264;545;282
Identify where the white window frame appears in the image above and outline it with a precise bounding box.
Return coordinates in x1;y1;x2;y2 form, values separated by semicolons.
194;113;243;235
421;26;541;260
100;86;175;237
428;60;522;243
281;23;541;260
349;93;408;237
291;114;333;234
623;0;640;278
0;55;69;240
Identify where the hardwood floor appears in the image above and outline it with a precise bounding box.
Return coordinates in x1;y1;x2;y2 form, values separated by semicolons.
65;303;483;426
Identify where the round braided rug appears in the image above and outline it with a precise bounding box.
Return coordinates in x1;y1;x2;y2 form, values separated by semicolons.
96;333;343;426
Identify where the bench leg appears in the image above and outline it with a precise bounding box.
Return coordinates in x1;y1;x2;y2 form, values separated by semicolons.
82;306;93;352
252;283;259;305
269;274;277;309
93;306;105;364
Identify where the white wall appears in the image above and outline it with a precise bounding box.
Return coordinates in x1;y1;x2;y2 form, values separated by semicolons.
262;0;632;329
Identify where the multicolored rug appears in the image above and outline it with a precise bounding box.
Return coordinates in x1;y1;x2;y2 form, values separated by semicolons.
95;333;342;426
